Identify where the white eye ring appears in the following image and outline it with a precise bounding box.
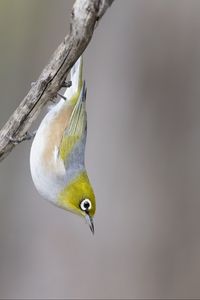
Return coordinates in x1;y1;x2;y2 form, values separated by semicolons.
80;199;92;211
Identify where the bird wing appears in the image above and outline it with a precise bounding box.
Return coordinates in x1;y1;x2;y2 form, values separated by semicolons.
58;81;87;167
55;55;87;167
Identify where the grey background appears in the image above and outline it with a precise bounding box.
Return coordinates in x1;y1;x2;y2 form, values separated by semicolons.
0;0;200;298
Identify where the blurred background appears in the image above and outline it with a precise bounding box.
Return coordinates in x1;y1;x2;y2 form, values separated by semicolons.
0;0;200;298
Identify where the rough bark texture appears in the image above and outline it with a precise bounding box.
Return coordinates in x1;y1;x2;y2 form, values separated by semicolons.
0;0;114;162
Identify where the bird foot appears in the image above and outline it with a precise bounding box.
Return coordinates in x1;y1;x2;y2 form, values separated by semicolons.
62;80;72;88
8;130;37;145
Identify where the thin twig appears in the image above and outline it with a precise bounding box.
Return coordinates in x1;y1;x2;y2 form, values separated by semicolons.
0;0;114;162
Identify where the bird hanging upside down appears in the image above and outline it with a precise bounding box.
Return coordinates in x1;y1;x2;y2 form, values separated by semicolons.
30;56;96;233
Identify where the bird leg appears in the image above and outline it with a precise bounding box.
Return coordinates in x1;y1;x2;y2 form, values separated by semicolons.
62;80;72;88
57;93;67;101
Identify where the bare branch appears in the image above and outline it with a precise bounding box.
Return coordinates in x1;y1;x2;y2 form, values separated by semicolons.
0;0;114;162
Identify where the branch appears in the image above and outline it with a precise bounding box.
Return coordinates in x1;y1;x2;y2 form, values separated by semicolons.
0;0;114;162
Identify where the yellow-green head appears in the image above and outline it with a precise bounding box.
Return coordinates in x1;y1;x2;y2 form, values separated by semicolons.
58;171;96;233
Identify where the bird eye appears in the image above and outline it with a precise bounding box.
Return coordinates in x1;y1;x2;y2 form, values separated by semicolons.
80;199;92;211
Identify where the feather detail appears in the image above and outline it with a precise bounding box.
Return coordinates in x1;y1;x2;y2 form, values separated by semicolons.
59;81;87;165
68;81;87;136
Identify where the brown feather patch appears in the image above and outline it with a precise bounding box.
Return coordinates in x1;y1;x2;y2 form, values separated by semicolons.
42;104;74;170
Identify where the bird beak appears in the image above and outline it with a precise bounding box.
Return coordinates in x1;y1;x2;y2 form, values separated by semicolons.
85;213;94;234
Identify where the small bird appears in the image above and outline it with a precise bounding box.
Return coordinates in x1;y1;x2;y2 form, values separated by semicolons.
30;56;96;233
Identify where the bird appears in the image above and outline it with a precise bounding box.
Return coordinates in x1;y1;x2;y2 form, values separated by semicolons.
30;56;96;233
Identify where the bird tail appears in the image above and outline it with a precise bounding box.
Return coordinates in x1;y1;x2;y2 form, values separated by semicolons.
63;56;83;100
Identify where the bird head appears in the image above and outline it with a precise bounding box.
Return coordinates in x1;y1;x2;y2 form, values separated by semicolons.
58;171;96;233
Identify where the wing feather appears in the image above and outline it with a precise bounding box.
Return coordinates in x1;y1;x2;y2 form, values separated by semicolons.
59;81;87;166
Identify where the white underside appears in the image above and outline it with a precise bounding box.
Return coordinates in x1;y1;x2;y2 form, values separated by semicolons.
30;57;84;205
30;100;66;204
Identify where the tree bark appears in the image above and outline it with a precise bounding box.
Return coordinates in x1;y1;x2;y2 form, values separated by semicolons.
0;0;114;162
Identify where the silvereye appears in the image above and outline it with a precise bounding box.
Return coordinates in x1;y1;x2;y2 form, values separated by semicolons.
30;56;95;233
